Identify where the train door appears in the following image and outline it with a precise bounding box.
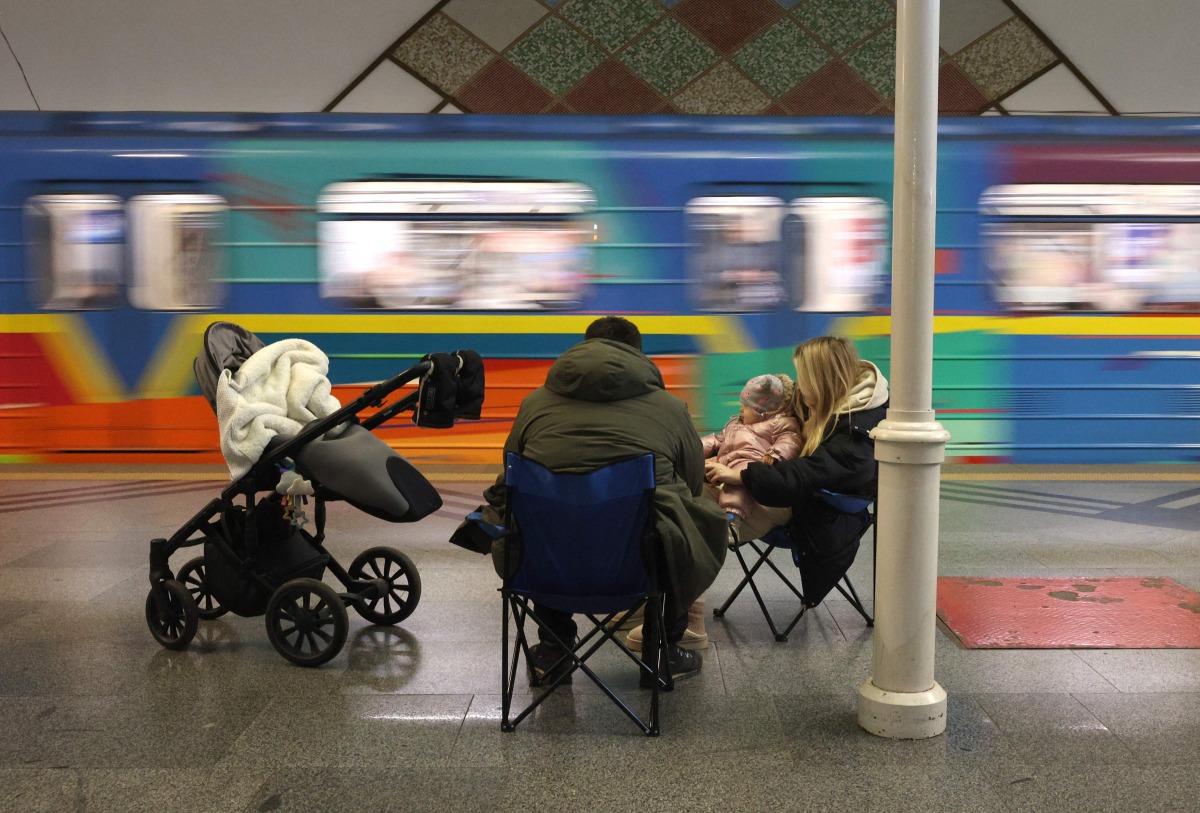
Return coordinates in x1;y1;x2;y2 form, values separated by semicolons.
21;188;226;461
683;186;890;429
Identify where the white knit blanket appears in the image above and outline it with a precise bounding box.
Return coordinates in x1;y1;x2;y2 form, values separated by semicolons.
215;339;344;480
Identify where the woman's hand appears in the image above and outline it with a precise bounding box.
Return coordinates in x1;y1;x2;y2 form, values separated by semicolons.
705;460;741;487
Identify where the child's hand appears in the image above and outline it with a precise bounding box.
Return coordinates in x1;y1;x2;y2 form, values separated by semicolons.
705;461;740;486
761;454;776;465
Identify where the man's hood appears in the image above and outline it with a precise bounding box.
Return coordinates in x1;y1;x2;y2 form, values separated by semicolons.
544;339;664;403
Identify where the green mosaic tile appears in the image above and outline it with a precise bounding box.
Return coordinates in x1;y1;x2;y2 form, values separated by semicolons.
393;13;496;94
956;18;1056;98
620;17;718;95
560;0;663;53
845;25;896;98
673;61;770;114
794;0;894;54
733;19;829;97
507;16;607;96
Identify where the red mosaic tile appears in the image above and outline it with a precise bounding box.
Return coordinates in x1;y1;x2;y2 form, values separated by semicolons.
563;59;664;114
674;0;781;54
762;103;788;116
543;102;575;114
939;62;990;116
455;59;554;114
937;576;1200;649
780;60;880;115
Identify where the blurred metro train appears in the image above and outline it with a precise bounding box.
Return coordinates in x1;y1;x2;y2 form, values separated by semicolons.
3;112;1200;468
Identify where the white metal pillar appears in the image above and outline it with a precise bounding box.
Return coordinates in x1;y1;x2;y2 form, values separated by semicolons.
856;0;949;740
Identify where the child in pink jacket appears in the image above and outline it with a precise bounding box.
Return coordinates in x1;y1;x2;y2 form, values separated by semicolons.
702;373;803;541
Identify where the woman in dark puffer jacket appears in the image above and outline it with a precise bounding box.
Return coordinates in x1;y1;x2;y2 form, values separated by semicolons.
705;336;888;604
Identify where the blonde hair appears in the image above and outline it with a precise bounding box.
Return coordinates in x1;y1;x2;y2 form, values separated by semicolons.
792;336;865;456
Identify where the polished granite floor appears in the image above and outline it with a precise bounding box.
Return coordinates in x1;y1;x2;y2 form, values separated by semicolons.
2;471;1200;812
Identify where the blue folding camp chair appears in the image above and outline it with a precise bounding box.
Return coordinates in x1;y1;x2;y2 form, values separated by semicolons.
499;452;671;736
712;489;875;642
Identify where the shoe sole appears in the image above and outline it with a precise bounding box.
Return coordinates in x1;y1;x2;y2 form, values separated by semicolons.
639;661;702;689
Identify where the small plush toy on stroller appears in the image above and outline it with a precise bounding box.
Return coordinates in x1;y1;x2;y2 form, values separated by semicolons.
145;321;483;666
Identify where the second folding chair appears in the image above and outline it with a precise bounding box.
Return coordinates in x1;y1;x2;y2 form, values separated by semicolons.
499;452;673;736
713;489;875;642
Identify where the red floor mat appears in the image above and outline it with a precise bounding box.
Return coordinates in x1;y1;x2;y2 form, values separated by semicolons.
936;577;1200;649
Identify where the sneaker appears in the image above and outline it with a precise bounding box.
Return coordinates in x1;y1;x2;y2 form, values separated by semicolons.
527;641;574;687
727;521;740;548
639;644;702;689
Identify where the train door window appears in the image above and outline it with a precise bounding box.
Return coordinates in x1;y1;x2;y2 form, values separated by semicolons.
128;194;227;310
316;181;595;310
785;197;888;312
24;195;124;310
686;196;785;312
981;184;1200;312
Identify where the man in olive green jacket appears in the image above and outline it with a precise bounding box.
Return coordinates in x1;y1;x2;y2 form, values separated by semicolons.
481;317;727;683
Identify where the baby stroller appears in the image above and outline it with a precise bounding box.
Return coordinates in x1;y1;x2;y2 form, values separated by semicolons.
145;321;482;667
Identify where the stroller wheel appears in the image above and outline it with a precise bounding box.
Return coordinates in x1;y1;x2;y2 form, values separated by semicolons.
348;546;422;625
177;557;228;620
265;578;348;667
145;580;199;651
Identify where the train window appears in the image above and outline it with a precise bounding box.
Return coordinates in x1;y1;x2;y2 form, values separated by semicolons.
129;194;226;310
24;195;124;310
982;184;1200;312
686;197;785;312
786;197;888;312
316;181;595;310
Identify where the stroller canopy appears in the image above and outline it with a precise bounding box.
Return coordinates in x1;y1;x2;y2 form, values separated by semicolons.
194;321;265;413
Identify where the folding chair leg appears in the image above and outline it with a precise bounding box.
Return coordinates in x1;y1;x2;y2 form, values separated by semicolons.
834;576;874;626
714;540;809;642
503;592;665;736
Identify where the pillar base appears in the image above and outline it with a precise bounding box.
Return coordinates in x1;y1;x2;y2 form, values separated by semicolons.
857;678;947;739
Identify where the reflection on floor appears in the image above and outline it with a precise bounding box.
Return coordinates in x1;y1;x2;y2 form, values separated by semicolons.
2;471;1200;812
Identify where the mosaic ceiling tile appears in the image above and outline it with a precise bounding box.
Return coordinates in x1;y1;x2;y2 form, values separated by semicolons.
673;61;771;114
674;0;782;55
774;0;804;8
734;19;829;97
939;0;1012;55
794;0;894;54
444;0;550;53
780;59;880;115
563;58;664;112
956;17;1056;98
507;16;607;96
560;0;663;53
620;17;718;95
456;58;555;113
845;25;896;98
939;61;990;115
392;13;496;95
